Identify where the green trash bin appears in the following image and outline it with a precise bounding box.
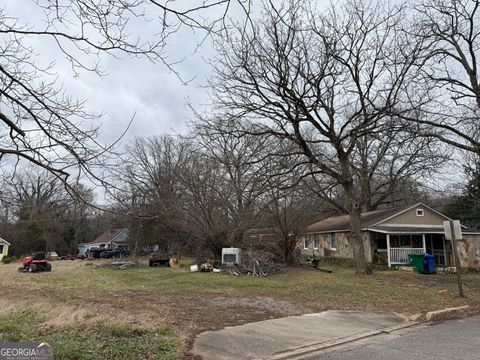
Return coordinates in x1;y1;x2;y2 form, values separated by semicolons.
408;254;424;273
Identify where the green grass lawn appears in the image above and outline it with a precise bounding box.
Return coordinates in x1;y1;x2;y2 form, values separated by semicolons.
1;259;479;360
32;260;480;314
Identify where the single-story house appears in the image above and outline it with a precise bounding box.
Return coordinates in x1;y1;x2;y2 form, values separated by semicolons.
0;238;10;260
300;202;480;269
78;228;129;256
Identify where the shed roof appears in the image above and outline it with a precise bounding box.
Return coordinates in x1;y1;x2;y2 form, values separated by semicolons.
0;237;11;246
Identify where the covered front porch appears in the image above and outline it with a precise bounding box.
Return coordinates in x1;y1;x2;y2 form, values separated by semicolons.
370;231;451;268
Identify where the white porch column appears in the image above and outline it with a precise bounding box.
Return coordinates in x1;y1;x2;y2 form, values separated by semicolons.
387;234;391;268
422;234;426;253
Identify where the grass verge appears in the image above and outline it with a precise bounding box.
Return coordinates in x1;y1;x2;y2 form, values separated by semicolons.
0;309;180;360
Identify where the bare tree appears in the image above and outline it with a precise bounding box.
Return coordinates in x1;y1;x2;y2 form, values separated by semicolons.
208;0;441;274
411;0;480;152
259;178;321;264
116;134;244;256
0;0;250;200
352;121;447;211
0;169;94;254
176;150;236;258
192;117;270;242
114;136;190;250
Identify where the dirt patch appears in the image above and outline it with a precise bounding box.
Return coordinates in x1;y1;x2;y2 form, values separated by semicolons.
205;296;313;317
61;288;314;332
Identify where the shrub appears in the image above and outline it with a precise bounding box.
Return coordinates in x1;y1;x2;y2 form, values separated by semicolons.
1;257;14;264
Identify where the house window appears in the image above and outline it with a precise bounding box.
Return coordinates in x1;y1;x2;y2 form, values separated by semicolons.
330;233;337;250
416;208;424;217
412;234;423;248
399;234;411;247
313;234;320;250
303;236;310;250
0;245;3;254
390;234;423;248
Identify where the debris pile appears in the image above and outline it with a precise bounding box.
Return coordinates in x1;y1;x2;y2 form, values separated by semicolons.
190;259;219;272
98;260;139;269
190;251;283;277
227;250;283;277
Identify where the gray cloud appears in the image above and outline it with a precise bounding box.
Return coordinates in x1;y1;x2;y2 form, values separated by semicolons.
7;0;216;149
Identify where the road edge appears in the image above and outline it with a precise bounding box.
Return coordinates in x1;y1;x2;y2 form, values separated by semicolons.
261;305;477;360
257;321;421;360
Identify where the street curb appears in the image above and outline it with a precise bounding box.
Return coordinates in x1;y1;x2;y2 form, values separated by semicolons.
256;306;475;359
425;305;471;321
256;321;421;360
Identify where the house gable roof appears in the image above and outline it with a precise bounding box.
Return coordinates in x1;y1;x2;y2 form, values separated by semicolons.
370;202;453;227
304;206;410;233
303;203;454;234
0;237;11;246
78;228;128;246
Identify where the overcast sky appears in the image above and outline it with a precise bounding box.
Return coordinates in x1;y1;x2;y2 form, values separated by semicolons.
4;1;467;199
70;47;213;145
8;0;225;148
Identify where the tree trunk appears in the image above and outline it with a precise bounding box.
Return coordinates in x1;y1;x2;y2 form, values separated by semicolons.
283;234;294;265
349;197;372;275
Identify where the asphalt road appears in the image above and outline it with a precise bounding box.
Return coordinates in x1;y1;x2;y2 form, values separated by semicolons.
299;316;480;360
192;311;407;360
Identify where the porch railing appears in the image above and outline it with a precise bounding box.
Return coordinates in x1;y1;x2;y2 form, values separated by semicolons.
389;247;424;265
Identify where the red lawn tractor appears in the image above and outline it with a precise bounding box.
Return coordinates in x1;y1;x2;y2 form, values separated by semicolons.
18;252;52;273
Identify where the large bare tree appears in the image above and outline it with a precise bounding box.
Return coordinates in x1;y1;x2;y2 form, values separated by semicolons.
192;117;271;241
114;136;190;251
116;134;249;257
208;0;444;274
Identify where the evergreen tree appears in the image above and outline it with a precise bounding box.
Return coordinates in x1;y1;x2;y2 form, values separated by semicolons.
444;159;480;229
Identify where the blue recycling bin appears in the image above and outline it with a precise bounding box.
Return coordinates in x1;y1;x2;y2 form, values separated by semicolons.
423;253;436;274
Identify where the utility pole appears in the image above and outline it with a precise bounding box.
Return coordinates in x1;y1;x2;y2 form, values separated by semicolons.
444;220;465;298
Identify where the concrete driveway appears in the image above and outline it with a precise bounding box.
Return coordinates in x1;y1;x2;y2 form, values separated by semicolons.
192;310;413;360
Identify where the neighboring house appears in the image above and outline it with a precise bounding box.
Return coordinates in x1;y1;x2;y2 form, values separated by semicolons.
300;202;480;269
243;228;281;248
78;228;129;256
0;238;10;260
